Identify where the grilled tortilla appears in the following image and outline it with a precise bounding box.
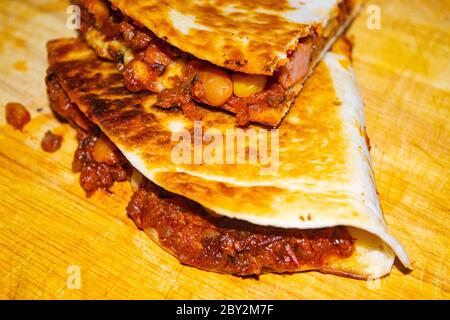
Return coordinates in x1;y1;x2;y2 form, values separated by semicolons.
74;0;362;127
46;38;410;278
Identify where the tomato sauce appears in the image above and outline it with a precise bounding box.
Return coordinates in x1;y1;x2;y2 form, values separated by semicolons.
127;181;355;276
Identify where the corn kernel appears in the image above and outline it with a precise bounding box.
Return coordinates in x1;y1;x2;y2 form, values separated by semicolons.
232;73;267;98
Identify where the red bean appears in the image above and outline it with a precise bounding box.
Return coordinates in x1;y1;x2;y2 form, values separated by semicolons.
5;102;31;130
41;130;62;153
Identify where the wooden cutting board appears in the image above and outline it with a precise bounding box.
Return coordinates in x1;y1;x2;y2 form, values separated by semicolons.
0;0;448;299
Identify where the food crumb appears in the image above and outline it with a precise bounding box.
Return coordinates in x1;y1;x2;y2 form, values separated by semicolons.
41;130;62;153
13;60;28;72
5;102;31;130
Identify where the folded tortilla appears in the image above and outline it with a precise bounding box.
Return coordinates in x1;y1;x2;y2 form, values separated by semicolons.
46;38;410;278
74;0;363;127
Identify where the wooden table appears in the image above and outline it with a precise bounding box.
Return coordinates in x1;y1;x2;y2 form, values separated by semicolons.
0;0;448;299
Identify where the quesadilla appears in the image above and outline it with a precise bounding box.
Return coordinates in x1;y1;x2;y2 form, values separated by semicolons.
74;0;362;127
46;38;410;278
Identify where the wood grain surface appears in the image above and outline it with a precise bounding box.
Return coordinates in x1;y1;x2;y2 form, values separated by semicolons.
0;0;448;299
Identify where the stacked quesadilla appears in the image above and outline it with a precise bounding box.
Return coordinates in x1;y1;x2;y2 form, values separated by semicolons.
74;0;360;126
45;0;410;278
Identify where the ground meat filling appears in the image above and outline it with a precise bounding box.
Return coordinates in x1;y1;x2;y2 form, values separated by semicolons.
46;73;131;195
72;131;130;194
223;82;285;126
127;181;355;276
75;0;352;126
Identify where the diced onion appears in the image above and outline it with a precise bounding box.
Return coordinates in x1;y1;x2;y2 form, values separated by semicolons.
130;169;144;192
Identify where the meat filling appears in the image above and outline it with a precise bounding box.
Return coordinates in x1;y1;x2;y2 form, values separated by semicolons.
74;0;353;126
275;38;313;89
127;181;355;276
46;73;131;195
